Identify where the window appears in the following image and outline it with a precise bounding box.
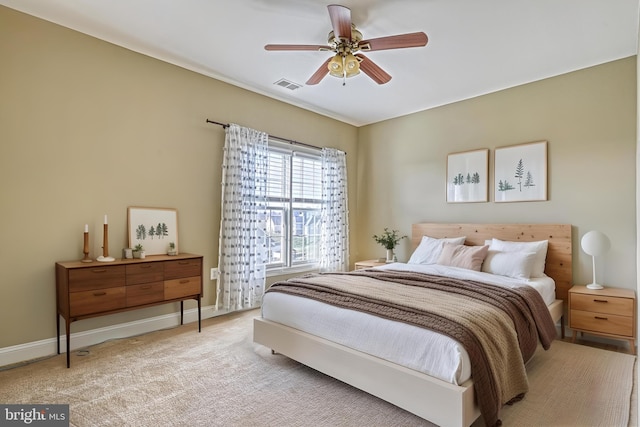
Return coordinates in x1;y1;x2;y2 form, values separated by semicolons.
266;140;322;272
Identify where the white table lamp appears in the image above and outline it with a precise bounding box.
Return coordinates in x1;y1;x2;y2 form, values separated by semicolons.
581;230;610;290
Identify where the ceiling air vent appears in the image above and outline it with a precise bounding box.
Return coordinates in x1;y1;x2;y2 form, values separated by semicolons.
274;78;302;91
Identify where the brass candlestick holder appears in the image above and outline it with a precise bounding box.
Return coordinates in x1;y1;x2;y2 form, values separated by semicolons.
81;231;92;263
96;223;115;262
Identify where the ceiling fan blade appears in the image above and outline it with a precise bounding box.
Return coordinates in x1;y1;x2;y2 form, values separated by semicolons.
327;4;352;40
359;32;428;51
355;54;392;84
265;44;330;51
306;58;332;85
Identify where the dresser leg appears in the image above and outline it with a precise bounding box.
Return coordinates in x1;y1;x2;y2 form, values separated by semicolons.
56;314;60;355
198;297;201;333
65;320;71;368
180;301;184;325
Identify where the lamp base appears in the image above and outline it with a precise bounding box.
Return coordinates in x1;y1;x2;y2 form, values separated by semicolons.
96;256;116;262
586;283;604;290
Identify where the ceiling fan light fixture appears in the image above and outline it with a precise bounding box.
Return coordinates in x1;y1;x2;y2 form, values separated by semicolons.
328;54;344;77
344;53;360;77
328;53;360;79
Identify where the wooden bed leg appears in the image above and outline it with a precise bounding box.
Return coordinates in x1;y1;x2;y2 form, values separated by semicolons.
561;315;565;339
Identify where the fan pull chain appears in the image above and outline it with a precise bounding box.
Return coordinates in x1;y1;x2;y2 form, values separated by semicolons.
343;56;347;86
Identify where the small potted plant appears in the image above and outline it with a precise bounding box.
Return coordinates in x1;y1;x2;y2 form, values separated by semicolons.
373;228;407;262
167;242;177;256
133;243;145;259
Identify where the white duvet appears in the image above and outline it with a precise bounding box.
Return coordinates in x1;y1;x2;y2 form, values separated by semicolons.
260;263;556;385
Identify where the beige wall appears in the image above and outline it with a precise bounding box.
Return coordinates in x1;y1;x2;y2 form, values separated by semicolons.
0;6;357;348
357;57;637;290
1;5;637;353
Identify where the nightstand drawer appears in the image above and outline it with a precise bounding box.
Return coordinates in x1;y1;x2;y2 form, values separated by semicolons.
354;260;387;270
570;309;634;337
570;293;633;316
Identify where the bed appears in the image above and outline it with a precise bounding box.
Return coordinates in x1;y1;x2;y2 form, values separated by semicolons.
253;223;572;427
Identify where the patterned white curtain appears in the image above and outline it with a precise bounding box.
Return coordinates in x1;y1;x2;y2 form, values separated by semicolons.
217;124;269;311
319;148;349;272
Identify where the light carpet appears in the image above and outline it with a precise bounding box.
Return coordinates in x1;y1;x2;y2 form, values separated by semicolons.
0;309;635;427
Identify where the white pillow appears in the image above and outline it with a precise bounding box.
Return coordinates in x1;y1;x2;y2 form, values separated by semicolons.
482;250;537;280
408;236;466;265
489;238;548;278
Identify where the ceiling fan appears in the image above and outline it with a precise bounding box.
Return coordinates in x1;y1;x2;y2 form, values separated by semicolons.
264;4;428;85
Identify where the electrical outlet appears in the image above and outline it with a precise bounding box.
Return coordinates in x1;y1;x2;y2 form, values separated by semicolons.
210;267;219;280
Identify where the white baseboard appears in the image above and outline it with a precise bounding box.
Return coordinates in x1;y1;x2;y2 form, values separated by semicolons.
0;304;221;369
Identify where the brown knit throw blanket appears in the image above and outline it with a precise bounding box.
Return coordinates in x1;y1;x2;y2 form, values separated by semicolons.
266;269;557;427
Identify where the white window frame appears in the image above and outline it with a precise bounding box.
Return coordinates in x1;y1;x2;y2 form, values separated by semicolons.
265;139;322;277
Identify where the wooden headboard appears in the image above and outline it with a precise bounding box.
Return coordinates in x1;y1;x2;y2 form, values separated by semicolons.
411;223;573;302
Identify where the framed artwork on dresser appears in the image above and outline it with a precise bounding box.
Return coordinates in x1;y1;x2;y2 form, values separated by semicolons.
446;149;489;203
494;141;547;202
127;206;178;255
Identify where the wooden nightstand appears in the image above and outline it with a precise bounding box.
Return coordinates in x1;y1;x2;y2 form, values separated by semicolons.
354;259;387;270
569;285;636;354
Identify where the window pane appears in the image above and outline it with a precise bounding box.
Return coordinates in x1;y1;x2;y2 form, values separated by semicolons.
267;152;290;200
292;155;322;202
265;207;286;266
292;207;321;264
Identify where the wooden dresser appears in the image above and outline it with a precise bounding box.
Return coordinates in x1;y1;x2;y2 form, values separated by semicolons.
569;285;636;354
55;253;203;367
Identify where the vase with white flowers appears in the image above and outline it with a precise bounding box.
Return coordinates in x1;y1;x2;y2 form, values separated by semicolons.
373;228;407;262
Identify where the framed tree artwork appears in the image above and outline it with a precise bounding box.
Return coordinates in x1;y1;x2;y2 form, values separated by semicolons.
127;207;178;255
446;149;489;203
494;141;547;202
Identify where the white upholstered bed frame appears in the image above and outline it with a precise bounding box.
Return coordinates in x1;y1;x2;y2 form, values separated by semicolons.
253;223;572;427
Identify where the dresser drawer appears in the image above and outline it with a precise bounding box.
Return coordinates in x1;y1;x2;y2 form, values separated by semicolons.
126;263;164;285
126;282;164;307
570;309;634;337
164;276;201;300
69;287;126;316
164;258;202;280
68;266;126;292
570;293;634;316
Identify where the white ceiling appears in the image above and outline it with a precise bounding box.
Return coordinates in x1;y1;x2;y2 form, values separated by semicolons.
2;0;638;126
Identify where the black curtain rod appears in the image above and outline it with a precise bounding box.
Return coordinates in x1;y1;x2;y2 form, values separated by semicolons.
206;119;322;151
